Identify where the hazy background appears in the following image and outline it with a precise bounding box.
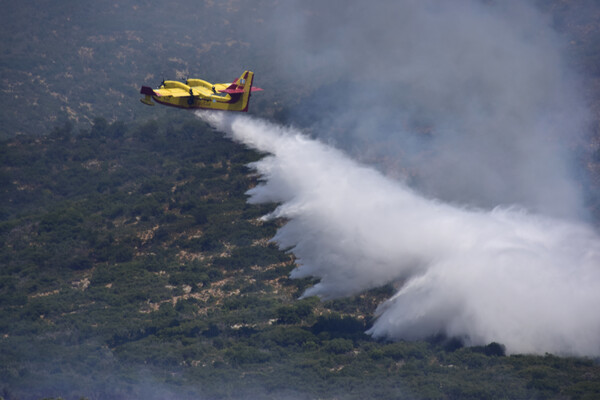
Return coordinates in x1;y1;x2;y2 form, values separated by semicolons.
258;0;593;220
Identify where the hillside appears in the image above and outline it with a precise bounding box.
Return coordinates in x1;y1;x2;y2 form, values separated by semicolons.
2;116;600;399
3;1;600;399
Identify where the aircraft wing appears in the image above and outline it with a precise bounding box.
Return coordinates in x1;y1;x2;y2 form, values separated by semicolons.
141;85;207;98
154;87;190;97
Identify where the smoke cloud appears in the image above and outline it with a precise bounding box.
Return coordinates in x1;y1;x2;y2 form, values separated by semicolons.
198;112;600;356
260;0;591;220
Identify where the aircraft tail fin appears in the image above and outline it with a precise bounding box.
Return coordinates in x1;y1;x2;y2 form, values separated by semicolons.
220;71;262;112
239;71;253;112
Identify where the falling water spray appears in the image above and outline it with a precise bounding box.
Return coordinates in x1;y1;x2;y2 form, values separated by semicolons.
197;111;600;356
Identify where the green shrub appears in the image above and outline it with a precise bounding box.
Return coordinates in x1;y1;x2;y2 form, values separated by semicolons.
324;338;353;354
259;326;317;348
311;314;365;339
226;345;271;365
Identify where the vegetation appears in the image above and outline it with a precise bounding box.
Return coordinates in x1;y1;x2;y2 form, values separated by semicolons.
2;1;600;399
1;117;599;399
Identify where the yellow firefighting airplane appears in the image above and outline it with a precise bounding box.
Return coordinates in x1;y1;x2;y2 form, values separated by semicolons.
140;70;262;112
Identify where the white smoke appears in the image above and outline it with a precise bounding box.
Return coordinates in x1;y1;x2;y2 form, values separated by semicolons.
198;111;600;356
260;0;591;220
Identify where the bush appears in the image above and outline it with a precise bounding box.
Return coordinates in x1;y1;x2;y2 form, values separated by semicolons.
226;345;271;365
202;324;221;338
276;301;314;324
259;326;317;348
311;314;365;339
324;338;353;354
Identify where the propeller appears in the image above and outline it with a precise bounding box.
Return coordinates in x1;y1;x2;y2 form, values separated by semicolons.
159;71;165;88
187;88;194;105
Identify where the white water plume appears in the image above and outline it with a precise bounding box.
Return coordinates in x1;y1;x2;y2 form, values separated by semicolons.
198;111;600;356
